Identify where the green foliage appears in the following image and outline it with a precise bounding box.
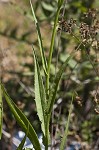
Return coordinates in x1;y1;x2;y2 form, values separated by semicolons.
1;0;73;149
23;148;32;150
1;84;41;150
16;134;27;150
60;92;74;150
58;0;64;8
30;0;47;74
16;122;29;150
0;0;99;149
48;53;75;115
32;46;46;137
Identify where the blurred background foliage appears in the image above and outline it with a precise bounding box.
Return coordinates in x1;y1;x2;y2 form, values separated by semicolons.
0;0;99;149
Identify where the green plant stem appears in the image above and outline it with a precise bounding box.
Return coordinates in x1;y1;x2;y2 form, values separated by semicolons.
45;115;50;150
46;8;60;93
45;2;64;149
60;92;74;150
45;7;61;149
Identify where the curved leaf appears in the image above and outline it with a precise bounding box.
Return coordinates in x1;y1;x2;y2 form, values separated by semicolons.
48;53;75;115
41;2;56;12
32;47;47;136
23;148;33;150
1;84;41;150
58;0;64;8
30;0;47;75
16;134;27;150
16;123;29;150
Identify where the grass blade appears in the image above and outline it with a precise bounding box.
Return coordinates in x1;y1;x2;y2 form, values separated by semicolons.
16;123;29;150
32;46;47;136
60;92;74;150
48;53;75;115
46;0;64;92
16;134;27;150
30;0;47;74
0;82;3;139
58;0;64;8
23;148;33;150
1;84;41;150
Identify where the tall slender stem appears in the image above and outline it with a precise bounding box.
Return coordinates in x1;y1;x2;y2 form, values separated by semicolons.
46;8;60;93
45;9;61;148
45;1;64;149
45;115;50;150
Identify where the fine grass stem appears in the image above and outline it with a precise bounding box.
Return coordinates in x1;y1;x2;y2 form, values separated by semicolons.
60;92;74;150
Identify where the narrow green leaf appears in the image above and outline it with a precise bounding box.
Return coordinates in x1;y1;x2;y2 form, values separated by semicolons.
48;53;75;115
41;2;56;12
23;148;33;150
58;0;64;8
16;134;27;150
0;82;3;139
30;0;47;75
12;102;40;150
16;123;29;150
1;84;41;150
32;46;46;136
47;0;63;93
60;92;74;150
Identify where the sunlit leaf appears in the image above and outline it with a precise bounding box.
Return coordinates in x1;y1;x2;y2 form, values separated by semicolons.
32;46;47;137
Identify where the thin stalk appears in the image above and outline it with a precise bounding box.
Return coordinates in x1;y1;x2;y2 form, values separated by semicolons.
45;6;64;148
45;114;50;150
45;9;62;146
55;0;67;75
46;8;60;93
60;92;74;150
53;0;67;147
